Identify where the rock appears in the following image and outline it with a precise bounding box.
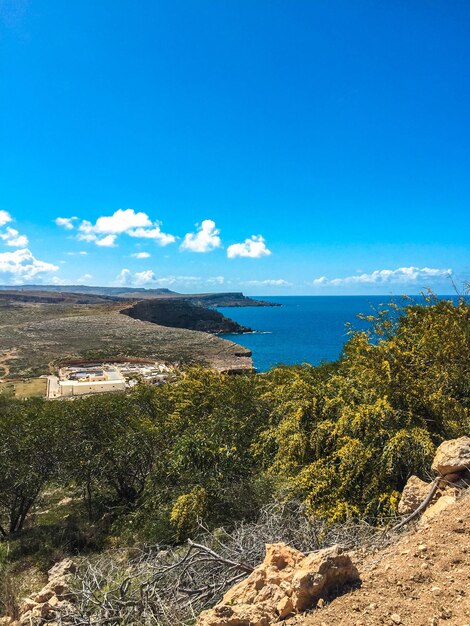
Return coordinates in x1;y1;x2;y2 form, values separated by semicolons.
31;604;50;619
19;599;37;614
47;559;76;580
46;580;67;596
19;612;32;626
16;559;77;626
432;437;470;476
52;599;75;615
200;604;272;626
398;476;433;515
290;548;359;612
420;495;456;524
33;588;54;604
277;597;294;619
197;543;360;626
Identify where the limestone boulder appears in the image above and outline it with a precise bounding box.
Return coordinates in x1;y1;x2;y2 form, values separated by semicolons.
398;476;433;515
197;543;359;626
47;559;76;581
420;495;457;524
17;559;77;626
33;588;54;604
19;599;37;614
432;437;470;476
290;548;360;613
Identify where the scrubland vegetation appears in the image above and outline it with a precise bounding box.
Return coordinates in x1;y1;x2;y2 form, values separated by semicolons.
0;294;469;620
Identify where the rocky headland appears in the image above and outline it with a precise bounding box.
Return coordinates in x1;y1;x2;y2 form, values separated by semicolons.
121;298;253;334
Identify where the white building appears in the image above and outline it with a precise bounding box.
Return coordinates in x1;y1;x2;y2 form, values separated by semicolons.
48;361;175;399
57;366;126;397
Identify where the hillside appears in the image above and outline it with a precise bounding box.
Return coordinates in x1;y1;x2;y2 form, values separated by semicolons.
287;494;470;626
0;297;469;626
0;291;253;378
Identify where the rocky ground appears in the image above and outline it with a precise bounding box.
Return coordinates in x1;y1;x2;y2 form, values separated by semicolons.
198;438;470;626
4;439;470;626
287;493;470;626
286;434;470;626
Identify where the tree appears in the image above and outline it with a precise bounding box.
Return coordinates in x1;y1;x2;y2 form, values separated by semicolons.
0;398;62;535
255;295;470;521
61;390;159;519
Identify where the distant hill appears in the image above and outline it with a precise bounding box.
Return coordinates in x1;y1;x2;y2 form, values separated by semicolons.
0;285;279;307
0;284;176;298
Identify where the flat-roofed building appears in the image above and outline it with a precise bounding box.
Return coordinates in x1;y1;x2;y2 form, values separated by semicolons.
57;366;126;397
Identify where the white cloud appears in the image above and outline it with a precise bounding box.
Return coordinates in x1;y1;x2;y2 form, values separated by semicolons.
206;275;225;285
95;234;117;247
90;209;151;234
0;211;12;227
66;251;88;256
227;235;271;259
76;224;97;243
312;276;329;286
244;279;292;286
50;276;69;285
180;219;221;253
77;209;175;247
113;270;228;289
128;226;176;246
312;266;452;287
0;248;59;283
55;216;77;230
0;212;29;248
0;227;29;247
153;275;201;286
115;268;133;286
131;252;151;259
115;269;158;287
134;270;157;285
77;274;93;283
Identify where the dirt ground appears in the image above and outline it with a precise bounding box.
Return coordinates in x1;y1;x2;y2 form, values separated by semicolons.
287;495;470;626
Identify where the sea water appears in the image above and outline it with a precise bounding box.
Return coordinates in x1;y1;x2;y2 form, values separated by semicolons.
219;295;455;373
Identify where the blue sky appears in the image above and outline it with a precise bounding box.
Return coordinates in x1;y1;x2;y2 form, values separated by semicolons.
0;0;469;295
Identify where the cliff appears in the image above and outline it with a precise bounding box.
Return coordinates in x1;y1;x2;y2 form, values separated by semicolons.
182;292;279;307
121;298;253;334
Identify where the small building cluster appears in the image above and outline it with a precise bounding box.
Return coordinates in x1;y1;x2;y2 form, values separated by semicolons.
47;361;175;399
115;362;174;385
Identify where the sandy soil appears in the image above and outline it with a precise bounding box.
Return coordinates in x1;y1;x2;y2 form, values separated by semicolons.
288;495;470;626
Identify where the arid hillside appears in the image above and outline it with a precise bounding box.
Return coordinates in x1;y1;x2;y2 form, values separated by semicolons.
287;494;470;626
0;292;253;378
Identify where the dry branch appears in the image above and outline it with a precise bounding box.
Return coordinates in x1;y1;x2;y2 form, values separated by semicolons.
58;501;393;626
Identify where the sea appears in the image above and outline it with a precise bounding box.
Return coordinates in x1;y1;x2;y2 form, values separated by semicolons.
219;295;456;373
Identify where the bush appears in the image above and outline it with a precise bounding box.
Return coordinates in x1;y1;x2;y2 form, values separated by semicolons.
1;294;468;551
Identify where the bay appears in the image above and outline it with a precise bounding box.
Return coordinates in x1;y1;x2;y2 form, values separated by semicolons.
219;295;454;373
